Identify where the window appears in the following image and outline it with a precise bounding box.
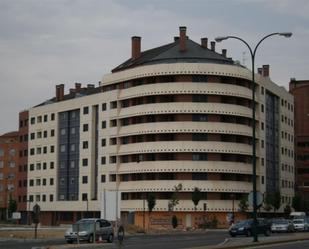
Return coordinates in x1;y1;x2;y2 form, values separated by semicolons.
60;128;66;136
192;153;207;161
29;179;34;186
83;124;89;132
192;114;207;121
192;94;208;102
101;175;106;183
31;117;35;124
36;163;41;170
110;101;117;109
110;120;117;127
60;145;66;153
110;174;116;182
261;104;264;113
9;161;15;168
101;121;106;129
30;148;35;155
51;113;55;121
83;141;88;149
50;194;54;202
37;116;42;123
70;160;75;168
51;129;55;137
82;193;88;201
43;178;46;186
83;106;89;114
43;130;47;138
50;178;54;185
60;178;65;186
37;131;42;139
110;138;117;145
44;115;48;122
50;162;54;169
36;179;41;186
82;176;88;184
30;133;35;140
101;157;106;165
36;147;42;154
43;146;47;154
50;146;55;153
82;158;88;166
70;144;76;152
0;161;3;168
30;164;34;171
43;162;47;170
0;149;3;156
101;139;106;147
261;122;264;130
261;86;264;95
9;149;15;156
110;156;117;164
102;103;106;111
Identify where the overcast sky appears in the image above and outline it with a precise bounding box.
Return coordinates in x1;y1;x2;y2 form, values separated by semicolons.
0;0;308;134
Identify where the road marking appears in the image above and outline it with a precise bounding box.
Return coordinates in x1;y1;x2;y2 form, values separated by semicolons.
217;238;229;246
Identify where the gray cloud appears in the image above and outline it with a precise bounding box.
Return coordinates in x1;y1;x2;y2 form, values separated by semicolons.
0;0;308;134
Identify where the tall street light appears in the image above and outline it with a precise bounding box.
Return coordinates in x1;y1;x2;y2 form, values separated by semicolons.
215;32;292;242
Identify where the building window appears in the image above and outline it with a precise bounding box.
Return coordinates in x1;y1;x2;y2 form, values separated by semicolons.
37;116;42;123
82;193;88;201
29;179;34;186
50;162;54;169
44;115;48;122
36;147;42;154
36;179;41;186
110;174;116;182
51;113;55;121
37;132;42;139
30;133;35;140
60;145;66;153
110;156;117;164
70;144;76;152
261;104;264;113
102;103;106;111
82;158;88;166
83;124;89;132
101;121;106;129
101;175;106;183
101;139;106;147
42;178;46;186
101;157;106;165
70;160;75;168
60;128;66;136
82;176;88;184
110;101;117;109
51;129;55;137
192;153;207;161
50;146;55;153
9;161;15;168
83;106;89;115
192;114;207;121
43;130;47;138
31;117;35;124
50;178;54;185
83;141;88;149
50;194;54;202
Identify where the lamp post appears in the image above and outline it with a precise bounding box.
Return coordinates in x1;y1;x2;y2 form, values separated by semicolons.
215;32;292;242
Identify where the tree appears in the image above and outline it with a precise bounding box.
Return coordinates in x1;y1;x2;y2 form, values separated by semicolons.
192;187;202;211
168;183;182;211
147;193;156;214
238;195;249;213
8;195;17;218
292;195;302;211
263;193;273;212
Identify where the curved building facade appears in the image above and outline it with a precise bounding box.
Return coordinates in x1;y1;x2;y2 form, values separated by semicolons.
27;27;294;228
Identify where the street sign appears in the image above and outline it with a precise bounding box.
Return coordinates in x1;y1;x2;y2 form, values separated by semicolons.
12;212;21;219
248;191;263;207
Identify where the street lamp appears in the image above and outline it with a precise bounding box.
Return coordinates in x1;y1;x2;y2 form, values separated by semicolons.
215;32;292;242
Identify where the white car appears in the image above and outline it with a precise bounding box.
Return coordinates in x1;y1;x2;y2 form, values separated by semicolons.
271;219;294;233
293;219;308;231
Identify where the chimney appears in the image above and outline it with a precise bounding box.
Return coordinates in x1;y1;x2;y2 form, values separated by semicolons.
75;83;81;92
201;38;208;48
257;68;263;75
210;41;216;51
174;36;179;42
131;36;141;60
179;26;187;52
262;64;270;77
56;84;64;101
222;49;227;57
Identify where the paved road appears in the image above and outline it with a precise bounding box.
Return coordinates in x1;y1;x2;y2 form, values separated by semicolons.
0;231;226;249
244;239;309;249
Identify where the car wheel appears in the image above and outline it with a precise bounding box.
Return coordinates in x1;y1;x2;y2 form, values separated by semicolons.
88;234;94;243
246;230;251;237
264;229;271;236
107;233;114;243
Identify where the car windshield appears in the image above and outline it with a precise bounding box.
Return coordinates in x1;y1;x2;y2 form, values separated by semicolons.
72;222;95;232
293;220;304;224
273;220;288;224
235;220;252;226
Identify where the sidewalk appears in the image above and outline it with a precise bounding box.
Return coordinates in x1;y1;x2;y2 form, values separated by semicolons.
190;232;309;249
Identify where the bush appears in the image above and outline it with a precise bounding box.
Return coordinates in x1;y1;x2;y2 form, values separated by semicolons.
172;215;178;229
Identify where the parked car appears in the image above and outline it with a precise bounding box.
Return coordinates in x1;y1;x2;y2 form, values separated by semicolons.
65;218;114;244
229;218;271;237
271;219;294;233
293;218;308;231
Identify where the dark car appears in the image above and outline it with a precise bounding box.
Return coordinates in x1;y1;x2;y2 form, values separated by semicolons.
65;218;114;244
229;219;271;237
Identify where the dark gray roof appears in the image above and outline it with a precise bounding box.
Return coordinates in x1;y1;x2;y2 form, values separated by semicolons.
112;39;234;72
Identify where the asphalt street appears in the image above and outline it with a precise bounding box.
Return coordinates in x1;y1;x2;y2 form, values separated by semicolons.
245;240;309;249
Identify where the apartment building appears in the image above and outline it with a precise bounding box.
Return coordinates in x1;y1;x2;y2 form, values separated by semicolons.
290;79;309;205
0;131;20;220
27;27;294;228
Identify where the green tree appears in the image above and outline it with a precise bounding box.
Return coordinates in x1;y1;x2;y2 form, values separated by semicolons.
147;193;156;214
192;187;202;211
168;183;182;211
8;195;17;218
238;195;249;213
263;193;274;212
